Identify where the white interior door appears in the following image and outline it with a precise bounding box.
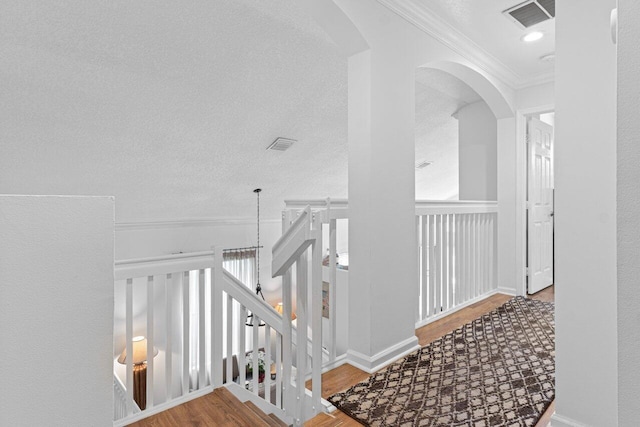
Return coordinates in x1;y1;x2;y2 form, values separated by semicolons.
527;117;554;294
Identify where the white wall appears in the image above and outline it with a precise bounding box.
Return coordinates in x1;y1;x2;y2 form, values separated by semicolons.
0;195;114;426
115;220;282;304
553;1;618;425
457;101;497;201
516;81;554;111
617;1;640;423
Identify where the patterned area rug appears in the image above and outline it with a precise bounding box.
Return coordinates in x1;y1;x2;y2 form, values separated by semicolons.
329;297;555;426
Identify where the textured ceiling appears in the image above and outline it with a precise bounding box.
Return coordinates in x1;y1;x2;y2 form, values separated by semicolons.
0;0;348;221
1;1;499;222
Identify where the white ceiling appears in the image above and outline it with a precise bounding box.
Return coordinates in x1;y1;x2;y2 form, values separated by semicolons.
0;0;348;221
381;0;555;87
1;0;545;223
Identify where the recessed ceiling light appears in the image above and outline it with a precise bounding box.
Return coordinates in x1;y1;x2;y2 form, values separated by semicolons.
522;31;544;42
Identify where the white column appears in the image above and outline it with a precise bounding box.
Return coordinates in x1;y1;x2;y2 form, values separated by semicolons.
617;1;640;423
553;0;618;425
346;43;419;372
496;117;517;295
457;101;498;201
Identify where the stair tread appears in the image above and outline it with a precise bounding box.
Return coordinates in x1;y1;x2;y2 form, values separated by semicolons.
214;388;272;426
244;401;283;427
267;412;290;427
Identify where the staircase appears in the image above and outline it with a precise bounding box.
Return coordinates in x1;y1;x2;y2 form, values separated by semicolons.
128;387;288;426
114;205;329;426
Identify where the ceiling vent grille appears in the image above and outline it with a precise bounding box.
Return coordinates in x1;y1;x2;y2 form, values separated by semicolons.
415;160;433;170
503;0;555;29
266;137;296;152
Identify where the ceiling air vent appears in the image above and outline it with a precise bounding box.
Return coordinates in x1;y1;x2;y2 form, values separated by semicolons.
415;160;433;170
266;137;296;152
503;0;555;29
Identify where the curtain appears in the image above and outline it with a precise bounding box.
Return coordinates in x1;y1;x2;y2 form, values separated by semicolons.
189;250;257;387
223;249;257;289
221;249;257;363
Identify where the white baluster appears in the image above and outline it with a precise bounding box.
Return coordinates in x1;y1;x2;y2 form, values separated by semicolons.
238;304;246;386
165;273;173;401
265;324;272;404
295;250;308;425
125;278;134;415
198;269;206;389
252;315;260;396
226;294;233;385
447;214;454;310
428;215;436;317
421;215;429;321
182;271;190;395
311;215;322;413
212;247;224;387
146;275;154;408
276;333;283;409
329;218;337;362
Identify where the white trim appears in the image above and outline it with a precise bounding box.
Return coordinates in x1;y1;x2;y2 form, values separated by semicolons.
321;354;348;373
346;336;420;374
376;0;555;89
115;217;280;231
516;104;555;296
551;413;590;427
113;386;214;427
414;289;506;329
497;286;517;296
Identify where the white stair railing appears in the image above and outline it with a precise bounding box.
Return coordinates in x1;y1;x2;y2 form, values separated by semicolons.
113;242;324;427
272;206;324;425
415;201;498;326
113;250;223;426
283;199;349;366
218;270;288;416
283;199;499;334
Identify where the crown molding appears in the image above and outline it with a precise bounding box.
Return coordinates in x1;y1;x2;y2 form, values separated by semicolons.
116;217;281;231
377;0;554;90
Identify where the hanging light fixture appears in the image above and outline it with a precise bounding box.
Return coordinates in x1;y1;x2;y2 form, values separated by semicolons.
246;188;266;327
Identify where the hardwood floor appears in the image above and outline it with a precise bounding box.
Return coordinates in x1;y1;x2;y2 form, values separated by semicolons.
127;387;286;427
306;287;556;427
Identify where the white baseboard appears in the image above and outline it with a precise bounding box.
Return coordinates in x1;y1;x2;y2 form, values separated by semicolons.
113;385;215;427
551;413;589;427
346;336;420;374
321;354;348;373
415;289;510;330
497;286;517;296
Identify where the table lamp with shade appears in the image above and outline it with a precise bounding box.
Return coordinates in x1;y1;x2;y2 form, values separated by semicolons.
117;336;158;410
274;302;296;320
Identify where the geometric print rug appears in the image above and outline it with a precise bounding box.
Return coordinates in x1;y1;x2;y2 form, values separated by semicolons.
328;297;555;426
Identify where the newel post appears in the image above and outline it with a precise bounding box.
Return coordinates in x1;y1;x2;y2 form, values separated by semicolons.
211;246;224;387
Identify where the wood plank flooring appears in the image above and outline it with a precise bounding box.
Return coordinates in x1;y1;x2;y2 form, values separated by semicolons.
127;387;285;427
306;287;555;427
